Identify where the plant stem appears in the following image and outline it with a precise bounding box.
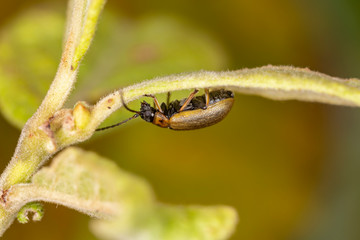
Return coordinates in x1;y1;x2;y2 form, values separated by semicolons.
0;0;87;191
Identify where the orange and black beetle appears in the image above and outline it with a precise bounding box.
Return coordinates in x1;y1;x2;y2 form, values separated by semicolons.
96;89;234;131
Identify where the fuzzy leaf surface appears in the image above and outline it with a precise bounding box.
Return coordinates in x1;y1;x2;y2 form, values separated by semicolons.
9;147;238;240
118;66;360;107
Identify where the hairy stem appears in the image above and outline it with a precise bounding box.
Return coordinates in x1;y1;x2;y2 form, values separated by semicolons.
0;1;106;234
89;65;360;132
0;0;106;190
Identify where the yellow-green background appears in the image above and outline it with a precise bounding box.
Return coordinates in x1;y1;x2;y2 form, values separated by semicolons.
1;0;360;239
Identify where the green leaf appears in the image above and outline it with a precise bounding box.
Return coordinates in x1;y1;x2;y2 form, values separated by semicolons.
0;6;228;129
90;66;360;132
10;147;238;240
0;7;64;128
118;66;360;107
28;147;155;218
91;204;238;240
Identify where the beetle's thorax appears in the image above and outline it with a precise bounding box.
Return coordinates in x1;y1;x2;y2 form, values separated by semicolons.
153;112;170;128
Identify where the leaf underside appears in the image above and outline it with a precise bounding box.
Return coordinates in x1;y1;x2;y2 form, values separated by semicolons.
13;147;238;240
107;65;360;112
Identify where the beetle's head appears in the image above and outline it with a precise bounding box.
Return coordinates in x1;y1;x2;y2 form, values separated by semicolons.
139;101;156;122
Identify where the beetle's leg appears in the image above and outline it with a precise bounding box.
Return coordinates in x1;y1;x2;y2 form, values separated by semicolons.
144;94;163;113
204;88;210;109
179;89;199;112
167;92;171;106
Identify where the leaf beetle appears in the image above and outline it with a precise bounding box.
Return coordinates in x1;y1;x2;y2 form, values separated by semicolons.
96;88;234;131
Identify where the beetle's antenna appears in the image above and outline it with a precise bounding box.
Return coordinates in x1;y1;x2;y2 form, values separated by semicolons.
120;90;140;114
96;113;139;131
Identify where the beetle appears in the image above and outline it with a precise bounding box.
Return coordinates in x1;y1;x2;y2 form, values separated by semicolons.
96;88;234;131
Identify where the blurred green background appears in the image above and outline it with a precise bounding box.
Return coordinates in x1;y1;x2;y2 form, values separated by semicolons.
1;0;360;239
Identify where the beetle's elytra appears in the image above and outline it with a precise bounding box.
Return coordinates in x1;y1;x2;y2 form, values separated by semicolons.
96;89;234;131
